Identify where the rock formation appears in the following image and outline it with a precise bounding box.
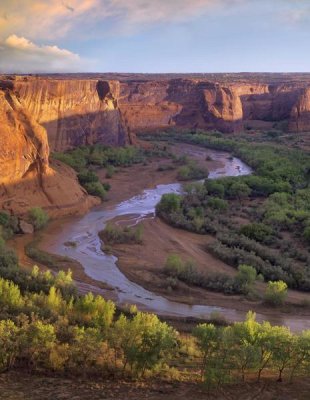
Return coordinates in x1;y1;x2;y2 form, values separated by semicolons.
10;75;310;154
1;73;309;219
289;87;310;132
15;78;130;151
0;78;99;217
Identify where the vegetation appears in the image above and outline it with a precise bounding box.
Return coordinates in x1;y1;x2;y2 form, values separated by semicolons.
0;235;309;386
53;145;145;199
264;281;288;306
194;311;310;387
164;255;260;295
0;211;19;239
53;143;171;200
177;161;209;181
28;207;49;230
155;131;310;291
99;223;143;246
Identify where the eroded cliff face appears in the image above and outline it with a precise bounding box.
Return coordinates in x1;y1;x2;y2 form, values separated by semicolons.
11;76;310;155
0;74;309;220
118;79;306;134
15;78;130;151
0;80;99;217
289;87;310;132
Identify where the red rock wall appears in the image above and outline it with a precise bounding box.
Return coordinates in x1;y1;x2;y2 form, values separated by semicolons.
0;80;99;217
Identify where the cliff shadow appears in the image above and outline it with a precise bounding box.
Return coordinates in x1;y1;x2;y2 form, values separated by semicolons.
41;109;129;152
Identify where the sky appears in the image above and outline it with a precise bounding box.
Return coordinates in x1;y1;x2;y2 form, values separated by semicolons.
0;0;310;73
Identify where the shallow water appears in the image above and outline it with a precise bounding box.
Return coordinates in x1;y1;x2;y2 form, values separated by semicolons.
41;149;310;331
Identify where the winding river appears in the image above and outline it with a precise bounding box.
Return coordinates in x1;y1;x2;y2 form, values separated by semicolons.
40;148;310;331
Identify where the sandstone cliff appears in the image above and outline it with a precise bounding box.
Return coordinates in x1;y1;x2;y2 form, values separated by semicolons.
0;79;99;217
289;87;310;132
11;75;310;155
15;78;130;151
119;79;305;134
1;73;309;220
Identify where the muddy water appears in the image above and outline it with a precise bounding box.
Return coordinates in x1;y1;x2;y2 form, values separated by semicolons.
40;149;310;331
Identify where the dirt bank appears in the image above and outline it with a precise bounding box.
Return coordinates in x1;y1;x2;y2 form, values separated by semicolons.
105;214;310;319
0;371;309;400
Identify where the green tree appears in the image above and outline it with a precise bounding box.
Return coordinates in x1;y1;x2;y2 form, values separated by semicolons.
156;193;181;214
270;325;293;382
231;312;260;381
0;320;19;372
264;281;288;306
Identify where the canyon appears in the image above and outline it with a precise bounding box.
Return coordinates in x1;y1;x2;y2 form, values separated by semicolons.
1;73;310;217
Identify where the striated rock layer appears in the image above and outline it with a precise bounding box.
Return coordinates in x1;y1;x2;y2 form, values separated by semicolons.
11;75;310;154
1;73;310;217
0;79;99;217
118;79;307;134
15;78;130;151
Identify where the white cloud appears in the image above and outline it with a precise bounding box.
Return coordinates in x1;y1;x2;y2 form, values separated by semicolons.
0;0;244;40
0;35;83;73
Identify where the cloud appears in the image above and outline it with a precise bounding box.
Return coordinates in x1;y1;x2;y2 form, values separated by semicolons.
0;35;83;73
280;1;310;24
0;0;244;40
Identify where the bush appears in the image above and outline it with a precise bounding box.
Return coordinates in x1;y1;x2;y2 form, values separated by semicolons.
240;223;274;243
164;254;184;277
177;162;209;181
204;180;225;198
303;226;310;244
83;182;106;200
234;264;257;294
99;223;143;245
28;207;49;230
106;165;116;179
156;193;182;215
207;197;228;211
264;281;288;306
77;170;99;185
228;182;251;199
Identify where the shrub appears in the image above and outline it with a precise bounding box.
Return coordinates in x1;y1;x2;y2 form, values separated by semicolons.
264;281;288;306
228;182;251;199
240;223;274;243
204;180;225;198
99;223;143;245
303;226;310;244
28;207;49;230
234;264;257;294
177;163;208;181
77;170;99;185
106;165;116;179
83;182;106;200
164;254;184;277
207;197;228;211
156;193;182;215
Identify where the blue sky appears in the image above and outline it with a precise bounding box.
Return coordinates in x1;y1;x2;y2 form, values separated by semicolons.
0;0;310;73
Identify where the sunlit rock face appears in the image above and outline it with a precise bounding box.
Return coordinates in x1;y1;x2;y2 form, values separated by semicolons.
12;75;310;154
118;79;305;134
15;78;130;151
0;79;99;217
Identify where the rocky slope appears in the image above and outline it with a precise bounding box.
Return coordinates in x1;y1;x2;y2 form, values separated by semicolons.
0;79;99;218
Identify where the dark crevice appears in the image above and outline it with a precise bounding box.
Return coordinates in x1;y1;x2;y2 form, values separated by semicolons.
96;80;110;101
